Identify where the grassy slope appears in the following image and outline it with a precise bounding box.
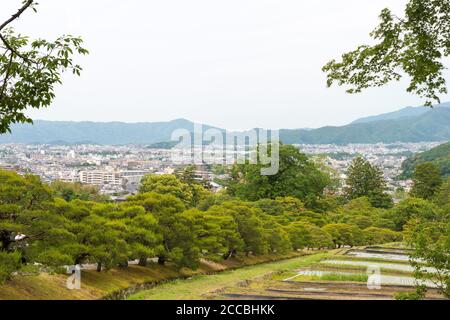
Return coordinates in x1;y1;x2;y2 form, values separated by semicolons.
128;252;330;300
0;252;310;300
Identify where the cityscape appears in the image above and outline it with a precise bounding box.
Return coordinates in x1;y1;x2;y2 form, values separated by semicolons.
0;141;442;200
0;0;448;305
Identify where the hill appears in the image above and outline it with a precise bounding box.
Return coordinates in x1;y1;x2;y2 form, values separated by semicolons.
0;105;449;145
399;141;450;179
0;119;220;145
280;107;450;144
351;102;450;124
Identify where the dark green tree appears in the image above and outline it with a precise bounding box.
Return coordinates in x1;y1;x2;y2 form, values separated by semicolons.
0;170;53;258
127;192;200;268
210;201;268;256
345;157;393;208
0;251;21;284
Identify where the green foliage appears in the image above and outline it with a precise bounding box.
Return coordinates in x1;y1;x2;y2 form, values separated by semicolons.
406;220;450;298
0;170;67;267
140;174;210;207
127;192;198;268
395;286;427;300
0;0;88;133
0;251;21;283
345;157;393;208
411;162;443;199
263;220;292;254
391;198;442;231
363;227;403;245
0;165;443;282
434;178;450;211
50;181;109;202
400;141;450;179
227;144;330;202
219;201;268;256
322;223;365;248
175;165;213;191
286;222;333;250
323;0;450;106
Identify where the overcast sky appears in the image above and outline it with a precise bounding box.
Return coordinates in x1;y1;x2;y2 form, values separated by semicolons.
2;0;449;130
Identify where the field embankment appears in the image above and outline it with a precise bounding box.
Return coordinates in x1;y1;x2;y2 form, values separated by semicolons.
0;252;312;300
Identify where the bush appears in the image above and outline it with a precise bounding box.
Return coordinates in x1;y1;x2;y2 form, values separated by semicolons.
0;251;22;284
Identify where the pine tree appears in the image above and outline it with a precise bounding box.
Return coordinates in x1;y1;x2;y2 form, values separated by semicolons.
345;157;393;208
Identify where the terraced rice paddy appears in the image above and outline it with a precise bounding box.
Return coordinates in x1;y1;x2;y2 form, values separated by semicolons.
130;246;447;300
207;246;446;300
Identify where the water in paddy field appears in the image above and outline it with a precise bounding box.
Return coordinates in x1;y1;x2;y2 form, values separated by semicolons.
290;270;437;288
346;250;412;262
323;260;437;274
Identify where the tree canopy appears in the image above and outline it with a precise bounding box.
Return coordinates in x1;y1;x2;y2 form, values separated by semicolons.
0;0;88;133
323;0;450;106
0;169;446;292
411;162;443;200
344;156;393;208
226;144;330;204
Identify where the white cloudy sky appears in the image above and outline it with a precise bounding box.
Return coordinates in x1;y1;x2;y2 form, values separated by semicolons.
2;0;449;130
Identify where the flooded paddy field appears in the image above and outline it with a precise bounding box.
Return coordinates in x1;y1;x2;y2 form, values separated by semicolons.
208;246;446;300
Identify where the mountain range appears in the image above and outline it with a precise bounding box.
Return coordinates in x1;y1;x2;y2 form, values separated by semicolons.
351;102;450;124
0;103;449;145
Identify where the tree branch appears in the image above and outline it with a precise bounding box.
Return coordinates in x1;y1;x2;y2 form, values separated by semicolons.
0;0;34;32
0;34;32;63
0;1;36;64
0;53;13;102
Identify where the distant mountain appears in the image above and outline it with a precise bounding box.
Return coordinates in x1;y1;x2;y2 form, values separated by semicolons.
398;141;450;179
280;107;450;144
0;119;220;145
0;104;449;145
352;102;450;124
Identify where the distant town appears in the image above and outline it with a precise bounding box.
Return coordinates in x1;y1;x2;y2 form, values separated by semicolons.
0;141;443;201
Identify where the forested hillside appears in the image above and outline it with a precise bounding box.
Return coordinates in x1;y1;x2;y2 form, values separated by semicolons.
399;141;450;179
1;106;449;145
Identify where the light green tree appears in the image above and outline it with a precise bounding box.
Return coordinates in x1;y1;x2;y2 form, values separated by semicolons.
411;162;443;200
140;174;210;207
405;220;450;299
227;144;330;203
323;0;450;106
0;0;88;133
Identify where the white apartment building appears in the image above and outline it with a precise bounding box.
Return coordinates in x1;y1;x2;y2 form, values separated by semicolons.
79;171;123;186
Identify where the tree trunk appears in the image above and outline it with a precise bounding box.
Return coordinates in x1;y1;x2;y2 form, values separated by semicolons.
96;262;102;272
0;230;13;251
223;249;236;260
139;257;147;267
75;253;88;265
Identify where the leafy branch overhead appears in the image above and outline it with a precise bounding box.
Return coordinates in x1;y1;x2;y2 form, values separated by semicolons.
323;0;450;106
0;0;88;134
